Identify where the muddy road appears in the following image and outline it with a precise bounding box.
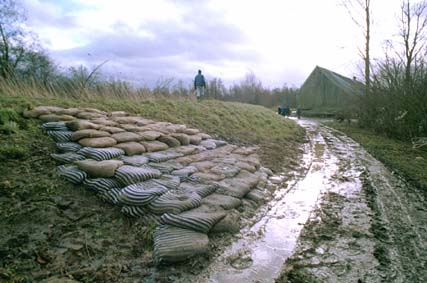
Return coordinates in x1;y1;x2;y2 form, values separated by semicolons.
154;119;427;283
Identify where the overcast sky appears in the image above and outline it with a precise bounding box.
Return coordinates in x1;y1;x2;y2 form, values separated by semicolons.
22;0;409;88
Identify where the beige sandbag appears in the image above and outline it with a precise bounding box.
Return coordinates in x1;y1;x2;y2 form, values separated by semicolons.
174;145;198;155
91;118;118;127
191;161;216;172
165;124;186;133
140;141;169;152
75;159;123;177
39;114;75;122
233;146;259;156
66;120;101;131
138;130;162;141
57;108;81;116
111;132;142;143
189;135;202;145
210;209;240;233
192;172;226;182
71;129;111;141
99;126;125;134
236;161;257;173
201;193;242;210
82;107;106;114
120;124;144;132
158;135;181;147
76;111;105;120
114;142;146;156
112;116;142;124
181;128;200;135
78;137;117;148
23;106;63;118
171;133;190;145
198;133;212;140
135;118;154;126
110;111;128;117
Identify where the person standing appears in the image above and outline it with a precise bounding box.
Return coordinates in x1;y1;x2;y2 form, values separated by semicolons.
194;69;206;100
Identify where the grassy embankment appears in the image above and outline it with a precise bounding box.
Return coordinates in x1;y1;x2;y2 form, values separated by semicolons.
327;122;427;194
0;85;305;282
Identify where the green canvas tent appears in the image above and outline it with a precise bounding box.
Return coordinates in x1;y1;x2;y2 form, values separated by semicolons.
298;66;364;113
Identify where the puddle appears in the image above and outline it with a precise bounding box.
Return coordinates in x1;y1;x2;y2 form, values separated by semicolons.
183;119;342;283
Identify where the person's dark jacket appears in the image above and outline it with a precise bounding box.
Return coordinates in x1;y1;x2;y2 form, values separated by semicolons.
194;74;206;89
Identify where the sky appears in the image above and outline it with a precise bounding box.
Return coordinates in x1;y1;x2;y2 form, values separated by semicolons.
21;0;409;88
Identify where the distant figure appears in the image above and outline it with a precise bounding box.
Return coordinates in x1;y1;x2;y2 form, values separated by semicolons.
296;107;301;119
194;70;206;100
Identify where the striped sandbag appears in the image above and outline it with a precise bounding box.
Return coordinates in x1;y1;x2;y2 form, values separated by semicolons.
153;225;209;264
47;130;73;142
41;122;68;131
97;188;122;204
145;150;184;163
148;161;184;174
56;142;82;152
179;182;218;198
78;147;125;161
51;152;86;164
147;192;202;215
57;165;87;184
160;211;226;233
83;178;122;193
141;213;163;225
117;183;168;206
121;205;147;217
115;165;162;186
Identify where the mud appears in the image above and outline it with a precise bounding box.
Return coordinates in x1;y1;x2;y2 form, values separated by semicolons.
277;121;427;283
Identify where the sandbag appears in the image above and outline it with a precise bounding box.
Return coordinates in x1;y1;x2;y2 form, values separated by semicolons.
99;126;125;134
66;120;101;131
140;141;169;152
201;193;242;210
147;191;202;215
160;210;226;233
115;165;162;186
39;114;75;122
189;135;202;145
47;131;73;142
158;135;181;148
138;130;162;141
97;188;121;204
70;129;111;141
56;142;82;153
191;172;226;182
57;108;80;116
114;142;146;156
91;118;119;127
120;155;149;166
233;146;258;156
153;225;209;264
57;165;88;184
41;122;68;131
181;128;200;135
23;106;63;118
190;161;215;172
245;188;271;205
148;174;181;190
198;133;212;140
171;166;198;178
75;159;123;177
111;132;142;143
210;209;240;233
78;137;117;148
174;145;198;155
200;139;217;150
170;133;190;145
83;177;122;193
110;111;129;117
145;150;184;163
51;152;86;164
148;160;184;174
178;182;217;197
117;183;168;206
209;164;240;178
78;147;125;161
76;111;105;120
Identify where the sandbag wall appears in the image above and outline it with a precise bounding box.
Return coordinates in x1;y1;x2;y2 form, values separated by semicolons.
24;106;274;264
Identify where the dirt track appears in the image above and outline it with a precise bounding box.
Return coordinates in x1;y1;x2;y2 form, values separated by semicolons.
277;120;427;283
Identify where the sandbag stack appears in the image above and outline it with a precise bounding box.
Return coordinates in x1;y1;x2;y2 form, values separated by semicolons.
25;105;274;264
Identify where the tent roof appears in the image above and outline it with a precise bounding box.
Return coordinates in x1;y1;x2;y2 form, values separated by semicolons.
310;66;365;95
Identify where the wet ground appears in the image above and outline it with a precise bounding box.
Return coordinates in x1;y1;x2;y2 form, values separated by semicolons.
158;118;427;283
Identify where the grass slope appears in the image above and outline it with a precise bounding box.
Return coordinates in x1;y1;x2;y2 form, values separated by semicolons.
327;122;427;194
0;94;304;282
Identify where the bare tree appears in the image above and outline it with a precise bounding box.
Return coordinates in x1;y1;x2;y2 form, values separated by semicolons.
398;0;427;88
342;0;372;94
0;0;27;79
